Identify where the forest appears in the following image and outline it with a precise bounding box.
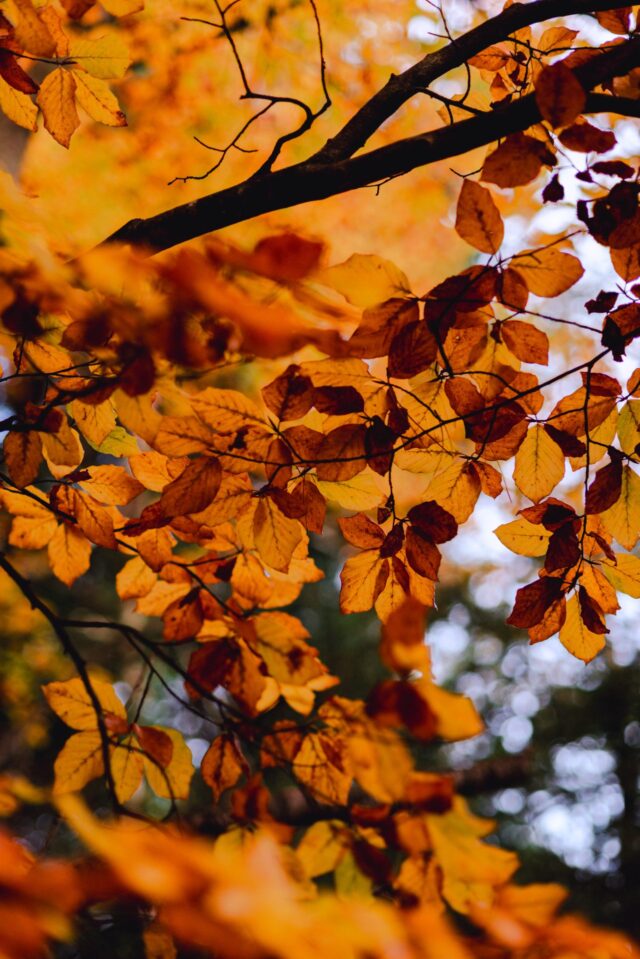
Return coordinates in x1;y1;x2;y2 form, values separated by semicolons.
2;0;640;956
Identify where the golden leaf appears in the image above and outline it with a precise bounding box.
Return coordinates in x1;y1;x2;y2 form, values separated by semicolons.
110;739;144;803
317;253;410;308
52;731;104;794
72;70;127;126
602;554;640;599
79;465;144;506
340;550;389;613
143;728;194;801
253;497;303;572
47;523;92;586
0;75;38;130
43;677;126;730
293;732;352;805
191;387;264;433
36;68;80;148
513;425;565;502
68;34;130;79
559;594;606;663
601;465;640;550
68;398;117;447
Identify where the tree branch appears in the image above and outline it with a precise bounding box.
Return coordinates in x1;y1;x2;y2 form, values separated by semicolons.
311;0;634;163
103;33;640;254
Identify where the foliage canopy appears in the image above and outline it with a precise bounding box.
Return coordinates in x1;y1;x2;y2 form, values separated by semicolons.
2;0;640;956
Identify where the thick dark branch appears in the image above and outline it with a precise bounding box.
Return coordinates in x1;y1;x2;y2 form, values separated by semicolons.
105;40;640;256
311;0;634;163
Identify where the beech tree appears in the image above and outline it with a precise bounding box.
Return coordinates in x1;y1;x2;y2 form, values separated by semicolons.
2;0;640;955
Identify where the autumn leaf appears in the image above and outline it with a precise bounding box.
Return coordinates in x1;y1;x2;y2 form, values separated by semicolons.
37;68;80;147
455;180;504;254
43;677;127;730
535;62;586;129
201;735;247;800
513;426;565;503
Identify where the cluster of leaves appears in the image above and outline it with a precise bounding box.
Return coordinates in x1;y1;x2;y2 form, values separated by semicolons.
0;0;130;145
2;0;640;957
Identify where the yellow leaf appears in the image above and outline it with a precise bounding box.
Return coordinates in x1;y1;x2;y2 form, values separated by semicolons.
427;800;518;913
48;522;91;586
68;34;130;79
422;459;480;523
340;550;388;613
111;739;144;803
602;554;640;599
559;594;606;663
114;390;162;445
455;180;503;254
12;0;56;56
494;517;552;556
36;68;80;148
295;821;349;878
420;681;484;741
116;555;156;599
617;400;640;456
191;387;264;433
43;676;127;730
497;882;567;926
9;513;58;550
40;419;84;478
53;731;104;794
201;735;246;801
317;472;382;510
0;76;38;131
293;732;352;805
513;425;565;502
253;497;303;572
79;465;144;506
69;398;117;446
579;563;619;614
317;253;410;308
23;340;70;374
601;465;640;550
72;70;127;126
143;728;193;801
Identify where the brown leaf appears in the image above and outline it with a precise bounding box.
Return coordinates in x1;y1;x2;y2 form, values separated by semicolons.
501;320;549;365
387;321;438;379
348;298;419;358
163;592;204;642
3;430;42;488
455;180;504;254
535;62;586;129
134;725;173;768
405;528;441;580
338;513;384;549
482;133;556;188
507;577;564;628
262;365;313;421
585;459;623;514
201;734;247;800
0;49;38;93
156;456;222;519
316;424;367;482
407;501;457;544
559;120;616;154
